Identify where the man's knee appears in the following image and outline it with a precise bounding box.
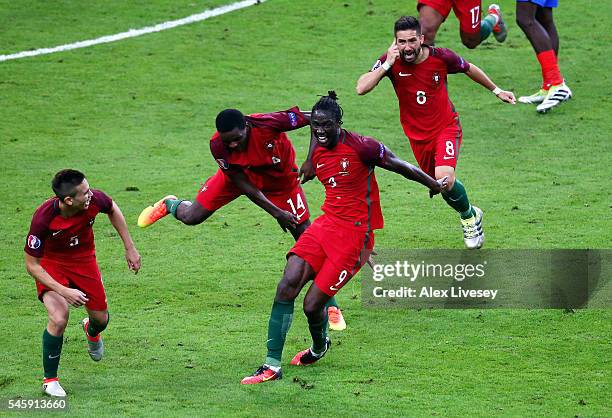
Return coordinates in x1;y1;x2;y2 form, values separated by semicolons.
421;23;438;46
436;169;456;190
303;297;325;319
48;312;68;334
461;33;481;49
275;278;301;301
88;310;109;332
516;12;536;32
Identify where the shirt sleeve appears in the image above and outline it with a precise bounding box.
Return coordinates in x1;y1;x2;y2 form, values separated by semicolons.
370;53;389;72
248;106;309;132
355;135;387;166
91;190;113;213
24;210;50;258
435;47;470;74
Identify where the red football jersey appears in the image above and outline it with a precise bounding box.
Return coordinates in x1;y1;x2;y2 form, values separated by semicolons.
209;107;309;192
312;130;386;231
372;46;470;141
24;190;113;262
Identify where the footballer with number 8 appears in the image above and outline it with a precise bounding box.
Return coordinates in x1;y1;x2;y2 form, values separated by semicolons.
241;92;447;384
138;107;348;330
356;16;516;249
25;169;141;397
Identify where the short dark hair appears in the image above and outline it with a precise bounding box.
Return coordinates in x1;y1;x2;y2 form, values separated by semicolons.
312;90;343;123
215;109;246;133
394;16;421;35
52;169;85;200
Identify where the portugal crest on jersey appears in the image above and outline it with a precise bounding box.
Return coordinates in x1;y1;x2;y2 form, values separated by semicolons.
339;158;350;176
432;72;441;88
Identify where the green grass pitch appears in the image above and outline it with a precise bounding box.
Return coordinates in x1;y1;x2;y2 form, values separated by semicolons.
0;0;610;416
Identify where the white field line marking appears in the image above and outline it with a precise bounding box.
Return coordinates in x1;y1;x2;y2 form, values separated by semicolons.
0;0;265;62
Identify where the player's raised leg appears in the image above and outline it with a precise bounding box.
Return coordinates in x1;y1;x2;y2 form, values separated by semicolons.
82;309;108;362
487;4;507;42
139;196;216;227
41;292;68;397
241;255;315;384
137;195;178;227
456;1;506;49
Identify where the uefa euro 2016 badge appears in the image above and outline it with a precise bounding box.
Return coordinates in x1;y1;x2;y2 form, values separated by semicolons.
339;158;350;176
432;72;440;88
28;235;41;249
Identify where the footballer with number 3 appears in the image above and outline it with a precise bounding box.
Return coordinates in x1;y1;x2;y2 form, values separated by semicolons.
24;169;141;397
356;16;515;249
241;92;447;384
138;107;348;330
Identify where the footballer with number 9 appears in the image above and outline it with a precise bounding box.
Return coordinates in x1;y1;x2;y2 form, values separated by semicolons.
24;169;141;397
241;92;447;384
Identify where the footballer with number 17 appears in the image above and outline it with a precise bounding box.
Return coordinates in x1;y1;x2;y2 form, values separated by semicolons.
356;16;516;249
25;169;141;397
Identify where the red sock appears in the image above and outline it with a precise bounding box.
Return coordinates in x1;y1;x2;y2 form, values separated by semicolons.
537;50;563;89
43;377;59;383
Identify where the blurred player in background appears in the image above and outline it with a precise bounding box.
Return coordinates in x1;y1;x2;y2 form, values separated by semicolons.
417;0;507;48
25;169;141;397
516;0;571;113
356;16;515;249
138;107;347;330
241;92;447;384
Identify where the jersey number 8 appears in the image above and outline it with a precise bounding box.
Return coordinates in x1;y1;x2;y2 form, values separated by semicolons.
416;90;427;105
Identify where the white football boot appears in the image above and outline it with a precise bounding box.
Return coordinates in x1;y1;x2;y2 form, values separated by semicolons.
461;206;484;249
42;379;66;397
518;88;547;104
536;83;572;113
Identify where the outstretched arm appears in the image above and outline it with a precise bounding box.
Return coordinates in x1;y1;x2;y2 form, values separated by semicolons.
227;171;298;232
379;148;448;194
466;64;516;104
107;201;141;274
356;41;399;95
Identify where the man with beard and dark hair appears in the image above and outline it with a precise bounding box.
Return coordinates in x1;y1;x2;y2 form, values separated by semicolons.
356;16;515;250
